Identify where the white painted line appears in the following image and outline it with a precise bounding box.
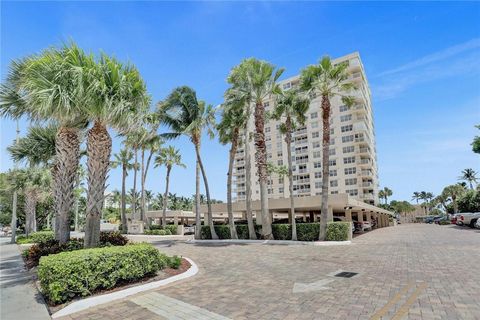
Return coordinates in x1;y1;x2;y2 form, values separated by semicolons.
293;278;336;293
51;257;198;319
187;239;351;246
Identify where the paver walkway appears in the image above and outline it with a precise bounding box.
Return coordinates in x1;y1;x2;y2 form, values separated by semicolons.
57;224;480;319
0;237;50;320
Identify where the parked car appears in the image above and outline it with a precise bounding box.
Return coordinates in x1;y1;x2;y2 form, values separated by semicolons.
353;221;372;232
451;214;461;225
458;212;480;228
425;215;441;224
433;216;449;224
184;225;195;235
475;218;480;229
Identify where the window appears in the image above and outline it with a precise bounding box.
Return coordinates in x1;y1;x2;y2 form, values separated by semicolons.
330;138;335;145
310;112;318;119
312;131;320;138
343;146;354;153
311;121;319;128
339;105;349;112
343;156;356;164
264;102;270;107
345;178;357;186
265;127;271;133
340;114;352;122
279;187;284;194
330;128;334;135
314;172;322;179
279;177;284;184
341;125;353;133
315;182;322;188
277;159;283;166
331;190;339;194
313;151;321;158
342;135;354;143
329;160;337;166
329;148;336;156
330;180;338;187
344;167;356;175
346;189;358;196
312;141;321;149
329;169;337;177
276;142;282;149
314;161;321;168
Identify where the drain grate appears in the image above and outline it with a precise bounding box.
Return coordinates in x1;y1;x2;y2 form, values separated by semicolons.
334;272;358;278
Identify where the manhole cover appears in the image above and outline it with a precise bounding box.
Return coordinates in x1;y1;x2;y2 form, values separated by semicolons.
334;272;358;278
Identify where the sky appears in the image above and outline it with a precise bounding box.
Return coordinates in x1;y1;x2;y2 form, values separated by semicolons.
1;1;479;203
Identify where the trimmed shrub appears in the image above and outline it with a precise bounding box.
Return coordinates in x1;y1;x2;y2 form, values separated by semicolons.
438;220;451;225
38;244;170;304
17;231;55;244
325;222;350;241
148;225;177;234
168;255;182;269
99;231;129;246
145;229;173;236
200;223;349;241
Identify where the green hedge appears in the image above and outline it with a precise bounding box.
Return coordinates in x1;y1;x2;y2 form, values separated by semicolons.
145;229;172;236
17;231;55;244
200;222;350;241
38;244;173;304
149;225;177;234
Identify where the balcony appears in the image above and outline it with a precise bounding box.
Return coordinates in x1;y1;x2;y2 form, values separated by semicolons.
358;147;370;155
359;170;373;177
362;182;373;188
361;193;375;200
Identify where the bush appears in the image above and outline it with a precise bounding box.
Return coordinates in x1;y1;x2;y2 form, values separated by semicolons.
17;231;55;244
148;225;177;234
200;222;349;241
438;220;451;225
325;222;350;241
99;231;129;246
145;229;172;236
38;244;170;304
168;255;182;269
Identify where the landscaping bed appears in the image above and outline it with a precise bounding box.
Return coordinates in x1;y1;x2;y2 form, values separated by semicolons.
200;222;350;241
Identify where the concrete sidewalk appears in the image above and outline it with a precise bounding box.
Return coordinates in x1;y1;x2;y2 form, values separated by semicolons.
0;237;50;320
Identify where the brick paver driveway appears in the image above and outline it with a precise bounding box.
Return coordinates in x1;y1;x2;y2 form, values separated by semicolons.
59;224;480;320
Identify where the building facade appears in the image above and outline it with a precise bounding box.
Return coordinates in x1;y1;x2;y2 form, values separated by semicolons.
233;52;380;205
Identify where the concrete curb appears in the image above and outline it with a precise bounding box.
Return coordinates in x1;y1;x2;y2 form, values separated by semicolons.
51;257;198;319
186;239;351;246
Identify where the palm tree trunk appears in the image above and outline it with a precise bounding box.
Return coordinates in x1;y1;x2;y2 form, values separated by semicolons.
24;191;36;237
194;161;202;239
121;165;128;234
162;167;171;227
140;149;147;225
143;149;155;226
244;126;256;240
10;189;17;244
285;118;297;241
194;143;218;240
319;95;331;241
74;196;79;232
227;129;239;239
453;196;458;214
254;102;273;239
54;127;81;244
132;148;138;220
84;121;112;248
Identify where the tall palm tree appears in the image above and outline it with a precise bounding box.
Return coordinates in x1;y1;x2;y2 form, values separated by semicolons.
300;56;356;241
227;59;284;239
0;44;92;244
459;168;478;189
271;88;310;241
154;146;186;227
125;131;143;220
160;86;218;239
83;54;149;248
411;191;421;204
145;190;154;211
217;98;247;239
443;185;465;214
378;187;393;204
111;148;134;233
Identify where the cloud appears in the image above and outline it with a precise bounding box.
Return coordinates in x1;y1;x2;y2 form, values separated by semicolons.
377;38;480;77
372;43;480;100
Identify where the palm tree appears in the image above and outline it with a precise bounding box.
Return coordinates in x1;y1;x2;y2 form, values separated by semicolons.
1;44;90;244
411;191;421;204
459;168;478;189
84;54;149;248
145;190;154;211
300;56;356;241
154;146;186;227
140;130;162;226
160;86;218;239
442;185;465;214
217;98;248;239
125;131;143;220
111;148;134;233
226;59;284;239
378;187;393;204
271;88;310;241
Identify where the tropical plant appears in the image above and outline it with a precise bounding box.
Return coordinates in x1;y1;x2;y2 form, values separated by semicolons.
21;168;52;235
154;146;186;227
160;86;218;239
0;43;90;244
459;168;478;190
300;56;356;240
111;148;134;233
442;184;466;214
226;58;284;239
378;187;393;205
411;191;421;204
472;125;480;154
271;88;310;240
83;53;149;248
217;97;248;239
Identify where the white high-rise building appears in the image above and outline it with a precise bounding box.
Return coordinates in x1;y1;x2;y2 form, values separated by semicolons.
233;52;379;206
